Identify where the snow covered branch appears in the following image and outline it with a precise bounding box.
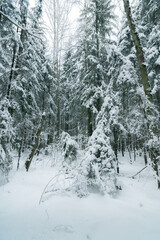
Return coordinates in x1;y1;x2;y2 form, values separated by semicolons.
0;10;42;40
0;68;19;78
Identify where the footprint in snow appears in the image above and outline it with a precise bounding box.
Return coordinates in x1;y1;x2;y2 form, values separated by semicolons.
53;225;74;233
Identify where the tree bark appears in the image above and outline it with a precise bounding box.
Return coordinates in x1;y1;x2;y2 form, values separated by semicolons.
88;108;93;137
7;43;17;99
56;60;60;138
17;139;23;171
84;0;93;137
123;0;152;103
113;127;119;174
25;114;45;171
95;1;101;112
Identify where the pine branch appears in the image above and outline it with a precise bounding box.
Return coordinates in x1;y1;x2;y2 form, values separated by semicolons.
0;10;42;40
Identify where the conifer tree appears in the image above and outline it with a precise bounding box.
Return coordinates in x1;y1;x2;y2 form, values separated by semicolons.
74;0;115;136
123;0;160;188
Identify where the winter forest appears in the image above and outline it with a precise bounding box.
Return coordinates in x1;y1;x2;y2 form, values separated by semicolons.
0;0;160;239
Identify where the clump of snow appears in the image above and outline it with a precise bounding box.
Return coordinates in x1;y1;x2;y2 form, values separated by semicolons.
81;124;118;196
60;132;79;163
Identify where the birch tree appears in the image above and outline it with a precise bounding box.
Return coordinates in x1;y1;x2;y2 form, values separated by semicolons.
43;0;76;138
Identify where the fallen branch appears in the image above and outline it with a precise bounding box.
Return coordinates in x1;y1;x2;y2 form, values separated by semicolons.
131;165;148;179
39;171;64;204
0;10;42;40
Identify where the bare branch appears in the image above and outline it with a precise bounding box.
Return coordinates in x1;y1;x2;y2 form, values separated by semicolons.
131;166;148;179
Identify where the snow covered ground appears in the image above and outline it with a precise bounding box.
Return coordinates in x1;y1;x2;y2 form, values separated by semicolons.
0;153;160;240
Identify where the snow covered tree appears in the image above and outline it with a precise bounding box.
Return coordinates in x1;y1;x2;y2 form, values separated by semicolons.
74;0;115;136
0;0;56;173
135;0;160;113
84;92;119;194
123;0;160;187
60;46;88;137
0;0;19;175
61;132;79;164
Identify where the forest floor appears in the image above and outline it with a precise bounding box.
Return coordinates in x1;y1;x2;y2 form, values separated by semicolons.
0;152;160;240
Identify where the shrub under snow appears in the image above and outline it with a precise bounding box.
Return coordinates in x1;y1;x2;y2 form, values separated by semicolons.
83;123;118;195
60;132;79;164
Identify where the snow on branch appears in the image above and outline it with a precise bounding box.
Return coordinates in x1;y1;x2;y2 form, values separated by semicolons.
0;10;42;40
0;68;19;78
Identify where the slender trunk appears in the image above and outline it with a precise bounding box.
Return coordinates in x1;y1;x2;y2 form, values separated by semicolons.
7;42;17;99
95;1;101;112
84;0;89;81
121;138;125;157
56;61;60;138
25;114;45;171
65;107;69;133
88;108;92;137
17;139;23;171
0;4;2;22
127;134;132;164
123;0;152;102
113;128;119;174
84;0;93;136
133;136;136;161
15;0;28;71
144;147;148;165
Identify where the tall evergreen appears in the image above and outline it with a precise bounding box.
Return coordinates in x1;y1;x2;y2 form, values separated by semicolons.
73;0;115;136
135;0;160;113
0;0;18;175
0;0;55;174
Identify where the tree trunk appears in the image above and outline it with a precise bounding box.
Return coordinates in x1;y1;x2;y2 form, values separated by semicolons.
113;127;119;174
17;139;23;171
7;42;17;99
88;108;93;137
121;138;125;157
123;0;152;103
56;61;60;138
95;1;102;112
0;1;2;22
25;114;45;171
144;147;148;165
123;0;160;188
15;0;28;71
84;0;93;137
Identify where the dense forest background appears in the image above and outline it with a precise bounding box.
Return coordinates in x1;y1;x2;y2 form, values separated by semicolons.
0;0;160;193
